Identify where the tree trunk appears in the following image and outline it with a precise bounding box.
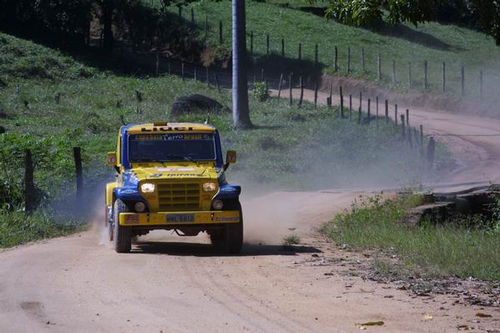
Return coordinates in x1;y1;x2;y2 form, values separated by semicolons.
102;0;114;52
232;0;252;128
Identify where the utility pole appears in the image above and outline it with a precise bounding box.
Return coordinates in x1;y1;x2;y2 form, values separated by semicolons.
232;0;252;128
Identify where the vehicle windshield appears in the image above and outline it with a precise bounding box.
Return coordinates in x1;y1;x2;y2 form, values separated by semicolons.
128;133;216;163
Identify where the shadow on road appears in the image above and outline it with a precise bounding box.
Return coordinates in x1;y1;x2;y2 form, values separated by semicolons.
132;241;321;257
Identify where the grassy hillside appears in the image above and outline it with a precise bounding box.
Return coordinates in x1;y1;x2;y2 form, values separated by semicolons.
0;32;445;246
156;0;500;100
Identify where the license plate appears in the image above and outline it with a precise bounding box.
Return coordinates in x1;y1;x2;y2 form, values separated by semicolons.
166;214;195;223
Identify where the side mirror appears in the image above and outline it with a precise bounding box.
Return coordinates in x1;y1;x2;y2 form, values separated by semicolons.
226;150;236;164
106;151;117;167
223;150;236;171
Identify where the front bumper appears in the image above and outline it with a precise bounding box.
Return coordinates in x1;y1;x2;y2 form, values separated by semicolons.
119;210;240;226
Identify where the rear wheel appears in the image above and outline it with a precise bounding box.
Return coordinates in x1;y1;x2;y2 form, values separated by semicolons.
210;201;243;254
113;199;131;253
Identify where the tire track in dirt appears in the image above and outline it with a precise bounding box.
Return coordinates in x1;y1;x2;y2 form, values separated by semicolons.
179;257;275;332
197;258;318;333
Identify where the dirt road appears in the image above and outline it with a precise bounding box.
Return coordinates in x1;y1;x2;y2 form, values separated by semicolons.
1;90;500;332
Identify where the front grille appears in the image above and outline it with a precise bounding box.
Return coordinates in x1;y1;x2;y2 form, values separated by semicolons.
157;182;201;211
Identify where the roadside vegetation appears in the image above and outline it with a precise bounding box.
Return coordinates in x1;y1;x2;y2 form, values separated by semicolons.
282;234;301;246
0;32;447;247
323;194;500;280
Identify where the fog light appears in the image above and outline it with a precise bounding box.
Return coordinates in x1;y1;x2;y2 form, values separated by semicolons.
203;182;217;192
212;199;224;210
134;202;146;212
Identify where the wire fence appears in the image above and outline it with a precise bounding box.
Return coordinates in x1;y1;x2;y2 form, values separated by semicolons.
163;7;500;102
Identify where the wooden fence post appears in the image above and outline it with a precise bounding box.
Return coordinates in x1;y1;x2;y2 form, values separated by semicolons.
340;86;344;118
266;34;270;55
442;62;446;93
377;53;381;80
298;43;302;60
358;106;362;124
328;82;333;107
281;38;285;57
359;91;362;112
424;60;428;89
461;65;465;97
394;104;398;126
420;125;424;146
73;147;83;199
24;149;35;214
298;76;304;107
334;46;338;72
289;73;293;106
376;96;379;128
406;109;409;126
277;73;284;98
385;99;388;122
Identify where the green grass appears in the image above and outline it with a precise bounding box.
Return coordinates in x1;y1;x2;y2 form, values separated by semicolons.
0;209;85;248
282;234;301;246
152;0;500;100
322;194;500;280
0;31;447;246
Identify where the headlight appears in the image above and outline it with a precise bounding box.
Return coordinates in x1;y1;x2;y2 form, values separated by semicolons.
202;182;217;192
141;183;155;193
212;199;224;210
134;202;146;212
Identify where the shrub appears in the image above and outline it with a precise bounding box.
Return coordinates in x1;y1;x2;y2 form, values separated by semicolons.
253;81;269;101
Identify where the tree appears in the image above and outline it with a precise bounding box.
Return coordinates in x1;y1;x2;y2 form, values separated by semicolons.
232;0;252;129
325;0;441;27
100;0;115;52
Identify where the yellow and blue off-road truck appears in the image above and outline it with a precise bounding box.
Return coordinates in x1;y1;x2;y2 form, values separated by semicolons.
105;122;242;254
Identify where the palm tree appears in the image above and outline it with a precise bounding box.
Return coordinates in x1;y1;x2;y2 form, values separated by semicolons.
232;0;252;128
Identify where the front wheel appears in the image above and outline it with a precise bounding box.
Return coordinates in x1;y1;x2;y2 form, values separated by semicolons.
210;201;243;254
113;199;131;253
